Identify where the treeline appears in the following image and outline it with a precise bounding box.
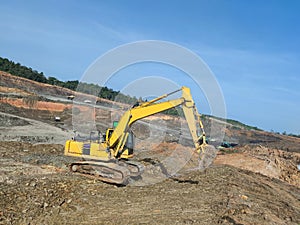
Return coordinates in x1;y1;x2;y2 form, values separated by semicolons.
0;57;185;115
287;133;300;138
209;115;262;131
0;57;48;83
0;57;137;104
270;130;300;138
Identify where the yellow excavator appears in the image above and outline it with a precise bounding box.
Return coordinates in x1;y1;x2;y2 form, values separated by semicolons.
65;86;207;184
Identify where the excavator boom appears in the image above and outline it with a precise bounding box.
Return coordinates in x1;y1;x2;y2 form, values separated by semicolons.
65;86;206;184
109;86;206;154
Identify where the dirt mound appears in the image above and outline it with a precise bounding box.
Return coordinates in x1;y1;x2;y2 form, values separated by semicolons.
1;164;299;224
0;140;299;224
243;145;300;186
225;128;300;153
215;145;300;187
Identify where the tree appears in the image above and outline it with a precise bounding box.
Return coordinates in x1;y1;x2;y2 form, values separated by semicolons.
0;56;141;104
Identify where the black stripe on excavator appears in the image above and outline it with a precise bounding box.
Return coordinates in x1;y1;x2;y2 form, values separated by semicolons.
82;143;91;155
116;148;125;159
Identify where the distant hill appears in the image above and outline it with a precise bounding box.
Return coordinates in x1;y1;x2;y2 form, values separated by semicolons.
0;57;185;116
0;57;137;104
1;62;299;149
3;57;299;137
0;57;48;83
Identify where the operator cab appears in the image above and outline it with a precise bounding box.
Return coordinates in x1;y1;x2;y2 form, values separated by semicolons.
103;121;134;155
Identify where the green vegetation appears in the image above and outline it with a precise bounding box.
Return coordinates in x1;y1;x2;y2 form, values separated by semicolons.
270;129;300;138
0;57;48;83
4;56;293;132
226;118;261;131
219;148;239;154
164;107;184;117
287;133;300;138
0;57;192;111
209;115;262;131
0;57;137;104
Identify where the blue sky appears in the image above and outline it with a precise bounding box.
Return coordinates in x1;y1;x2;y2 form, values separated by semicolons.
0;0;299;134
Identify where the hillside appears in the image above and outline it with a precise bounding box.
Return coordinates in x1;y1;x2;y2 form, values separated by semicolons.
0;67;299;224
1;70;300;152
0;57;138;104
1;69;299;154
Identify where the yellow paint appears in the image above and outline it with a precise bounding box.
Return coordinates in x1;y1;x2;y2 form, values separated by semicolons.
65;86;206;161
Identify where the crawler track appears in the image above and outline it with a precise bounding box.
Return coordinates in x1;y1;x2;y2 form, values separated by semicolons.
70;160;144;185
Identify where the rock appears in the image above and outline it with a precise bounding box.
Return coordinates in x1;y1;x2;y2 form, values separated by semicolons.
240;194;248;200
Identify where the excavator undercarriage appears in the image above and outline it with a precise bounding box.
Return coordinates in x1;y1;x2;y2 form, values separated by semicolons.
69;160;144;184
65;86;207;185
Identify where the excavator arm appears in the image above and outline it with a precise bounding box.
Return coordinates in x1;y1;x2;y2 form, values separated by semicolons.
108;86;206;157
65;86;207;184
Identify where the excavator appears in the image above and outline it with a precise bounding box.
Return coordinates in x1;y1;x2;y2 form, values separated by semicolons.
64;86;207;184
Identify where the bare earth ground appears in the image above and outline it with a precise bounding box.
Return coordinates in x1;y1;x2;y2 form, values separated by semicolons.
0;80;300;224
0;111;299;224
0;141;299;225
